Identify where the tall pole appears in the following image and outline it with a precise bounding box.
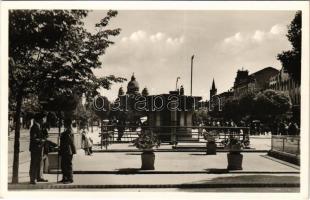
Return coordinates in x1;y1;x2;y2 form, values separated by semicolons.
191;55;194;96
176;77;180;91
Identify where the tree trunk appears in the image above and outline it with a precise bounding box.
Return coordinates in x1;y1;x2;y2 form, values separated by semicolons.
12;92;23;184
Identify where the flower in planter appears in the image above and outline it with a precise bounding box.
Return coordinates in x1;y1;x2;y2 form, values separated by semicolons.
224;137;243;153
132;128;160;150
203;130;217;143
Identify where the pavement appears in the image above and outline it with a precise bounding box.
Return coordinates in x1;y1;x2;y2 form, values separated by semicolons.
7;128;299;192
8;148;299;191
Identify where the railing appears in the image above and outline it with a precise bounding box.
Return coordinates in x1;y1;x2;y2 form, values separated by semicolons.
271;135;300;155
98;125;250;150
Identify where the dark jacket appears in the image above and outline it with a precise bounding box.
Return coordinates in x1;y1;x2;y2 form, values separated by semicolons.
59;128;77;155
29;123;43;152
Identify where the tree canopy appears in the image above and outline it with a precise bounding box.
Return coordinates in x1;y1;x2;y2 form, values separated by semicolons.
222;90;291;124
277;11;301;84
10;10;126;104
9;9;125;183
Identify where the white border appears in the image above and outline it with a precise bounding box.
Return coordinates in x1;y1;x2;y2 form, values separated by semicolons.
1;1;309;200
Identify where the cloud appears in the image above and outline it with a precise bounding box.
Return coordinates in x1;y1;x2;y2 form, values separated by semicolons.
270;24;287;35
219;24;288;54
150;32;164;42
121;30;185;46
95;30;186;92
105;30;185;63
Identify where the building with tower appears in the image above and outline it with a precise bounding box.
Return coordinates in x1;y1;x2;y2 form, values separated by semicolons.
208;79;233;112
233;67;279;99
127;73;140;95
210;79;217;99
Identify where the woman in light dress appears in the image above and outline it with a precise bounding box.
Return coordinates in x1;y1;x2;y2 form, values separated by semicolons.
81;127;93;156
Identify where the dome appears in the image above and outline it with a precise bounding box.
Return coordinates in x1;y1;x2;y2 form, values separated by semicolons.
118;86;124;96
142;87;149;96
127;73;140;94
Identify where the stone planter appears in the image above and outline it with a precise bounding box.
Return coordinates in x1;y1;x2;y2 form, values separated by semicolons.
141;151;155;170
206;142;217;155
227;152;243;170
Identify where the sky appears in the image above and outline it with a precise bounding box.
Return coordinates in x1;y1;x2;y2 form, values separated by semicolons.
83;10;296;102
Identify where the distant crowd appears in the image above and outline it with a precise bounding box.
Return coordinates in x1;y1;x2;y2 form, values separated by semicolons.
196;119;300;136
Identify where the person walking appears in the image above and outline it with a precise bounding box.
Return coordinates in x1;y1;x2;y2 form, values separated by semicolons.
59;118;76;184
29;113;48;184
117;120;125;141
81;126;90;155
198;121;204;137
81;126;93;155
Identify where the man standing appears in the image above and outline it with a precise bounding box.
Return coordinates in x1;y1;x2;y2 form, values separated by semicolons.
59;118;76;184
29;113;48;184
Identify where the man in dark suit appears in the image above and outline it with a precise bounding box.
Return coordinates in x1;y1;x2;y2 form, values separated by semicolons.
29;113;48;184
59;118;76;184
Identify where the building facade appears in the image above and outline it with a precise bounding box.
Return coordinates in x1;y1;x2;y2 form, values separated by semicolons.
269;67;300;106
233;67;279;99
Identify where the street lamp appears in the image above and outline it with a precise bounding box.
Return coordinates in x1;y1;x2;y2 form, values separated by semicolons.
191;55;194;96
176;77;180;91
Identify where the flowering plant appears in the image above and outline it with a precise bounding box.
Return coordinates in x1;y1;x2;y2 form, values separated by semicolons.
221;137;243;153
132;129;160;150
203;130;217;143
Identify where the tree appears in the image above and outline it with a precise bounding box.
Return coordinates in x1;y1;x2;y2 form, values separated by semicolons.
192;109;208;125
9;10;125;183
222;90;290;124
277;11;301;84
238;92;255;121
254;89;291;123
222;99;240;122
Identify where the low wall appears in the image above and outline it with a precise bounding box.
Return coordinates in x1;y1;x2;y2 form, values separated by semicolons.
269;135;300;165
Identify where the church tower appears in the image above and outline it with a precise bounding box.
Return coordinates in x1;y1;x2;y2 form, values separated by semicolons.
210;78;217;99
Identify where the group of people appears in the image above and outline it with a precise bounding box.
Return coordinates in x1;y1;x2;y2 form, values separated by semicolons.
29;114;50;184
29;113;77;184
197;118;300;135
277;120;300;135
107;119;136;141
197;120;239;129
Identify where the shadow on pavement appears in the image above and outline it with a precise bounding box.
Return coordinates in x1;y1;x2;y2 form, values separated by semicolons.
188;153;206;156
204;168;229;174
116;168;141;174
125;153;141;156
184;175;300;185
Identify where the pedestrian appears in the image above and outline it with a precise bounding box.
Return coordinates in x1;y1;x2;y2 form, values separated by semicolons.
279;120;288;135
288;121;299;135
117;120;125;141
81;125;94;156
198;121;204;137
81;126;91;155
59;118;76;184
29;113;48;184
88;136;93;155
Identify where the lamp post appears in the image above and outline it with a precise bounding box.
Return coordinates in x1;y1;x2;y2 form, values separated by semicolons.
191;55;194;96
176;77;180;91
